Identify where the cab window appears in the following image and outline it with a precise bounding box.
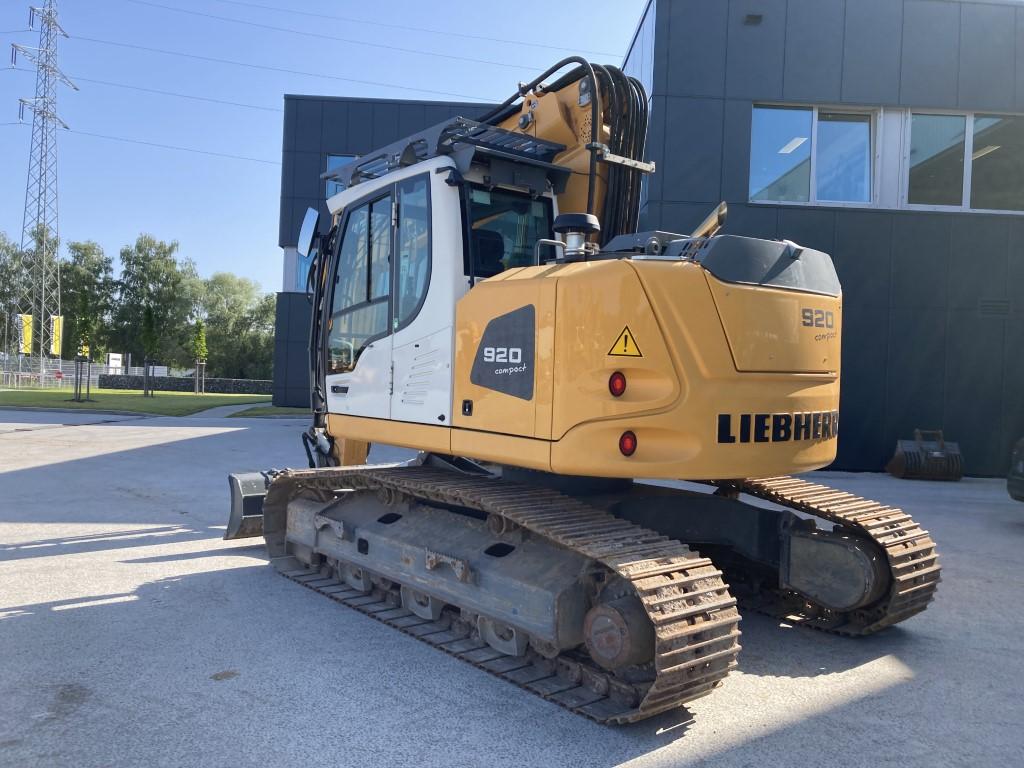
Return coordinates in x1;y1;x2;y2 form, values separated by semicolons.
395;177;430;329
466;186;553;278
327;193;392;374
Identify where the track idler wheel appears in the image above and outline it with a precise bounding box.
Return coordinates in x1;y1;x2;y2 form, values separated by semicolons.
583;595;655;671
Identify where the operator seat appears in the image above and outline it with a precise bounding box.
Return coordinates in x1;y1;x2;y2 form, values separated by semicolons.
472;229;506;278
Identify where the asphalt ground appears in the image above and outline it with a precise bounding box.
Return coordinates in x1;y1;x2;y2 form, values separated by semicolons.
1;410;1021;767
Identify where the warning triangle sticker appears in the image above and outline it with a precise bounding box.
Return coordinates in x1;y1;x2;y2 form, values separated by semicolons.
608;326;642;357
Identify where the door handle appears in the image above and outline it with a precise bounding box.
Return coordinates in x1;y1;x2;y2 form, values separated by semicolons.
331;385;349;394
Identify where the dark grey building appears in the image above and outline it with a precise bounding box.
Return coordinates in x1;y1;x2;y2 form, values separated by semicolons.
276;0;1024;476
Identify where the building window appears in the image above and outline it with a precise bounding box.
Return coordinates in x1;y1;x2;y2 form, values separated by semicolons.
750;104;1024;215
750;106;812;202
749;106;873;205
970;114;1024;212
907;114;966;206
904;111;1024;213
325;154;356;198
817;112;872;203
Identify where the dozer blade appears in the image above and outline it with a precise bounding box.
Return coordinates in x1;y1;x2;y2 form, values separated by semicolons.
887;429;963;481
224;472;271;540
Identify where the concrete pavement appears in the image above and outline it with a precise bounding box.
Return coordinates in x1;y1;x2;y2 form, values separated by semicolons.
0;409;1021;767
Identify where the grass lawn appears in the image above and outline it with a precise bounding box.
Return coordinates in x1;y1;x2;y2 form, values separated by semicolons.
0;388;271;417
228;405;310;418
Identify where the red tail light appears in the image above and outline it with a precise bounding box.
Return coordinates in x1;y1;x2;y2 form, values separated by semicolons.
619;430;637;456
608;371;627;397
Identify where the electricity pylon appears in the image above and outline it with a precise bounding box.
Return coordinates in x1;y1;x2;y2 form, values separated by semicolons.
10;0;77;377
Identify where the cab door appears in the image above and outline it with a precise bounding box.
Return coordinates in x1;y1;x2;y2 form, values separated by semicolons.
390;173;454;425
324;189;394;419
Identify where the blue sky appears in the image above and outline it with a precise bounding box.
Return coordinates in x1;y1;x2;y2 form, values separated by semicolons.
0;0;647;293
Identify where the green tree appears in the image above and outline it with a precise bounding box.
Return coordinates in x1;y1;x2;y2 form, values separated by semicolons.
0;233;22;356
198;273;274;379
110;235;202;366
61;240;115;359
191;317;208;362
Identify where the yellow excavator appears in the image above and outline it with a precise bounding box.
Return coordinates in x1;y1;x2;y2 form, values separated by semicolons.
226;58;940;724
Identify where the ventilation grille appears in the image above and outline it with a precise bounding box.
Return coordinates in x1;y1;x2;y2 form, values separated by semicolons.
978;298;1011;317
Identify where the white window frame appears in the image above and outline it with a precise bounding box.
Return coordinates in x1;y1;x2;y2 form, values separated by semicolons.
749;103;879;209
901;108;1024;216
749;104;1024;216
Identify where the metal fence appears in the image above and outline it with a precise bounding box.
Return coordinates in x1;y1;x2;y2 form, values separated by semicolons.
0;357;174;390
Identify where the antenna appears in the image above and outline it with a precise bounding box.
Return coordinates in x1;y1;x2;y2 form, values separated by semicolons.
7;0;77;379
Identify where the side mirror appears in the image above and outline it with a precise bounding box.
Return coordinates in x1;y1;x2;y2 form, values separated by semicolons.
296;207;320;258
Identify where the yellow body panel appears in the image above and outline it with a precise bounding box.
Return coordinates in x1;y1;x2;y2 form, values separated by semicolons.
328;414;451;455
705;275;841;373
452;267;557;439
330;258;842;481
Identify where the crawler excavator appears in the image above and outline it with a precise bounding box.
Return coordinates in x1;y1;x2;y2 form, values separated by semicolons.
225;58;940;724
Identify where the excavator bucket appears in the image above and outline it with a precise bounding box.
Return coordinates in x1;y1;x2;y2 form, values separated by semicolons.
224;472;270;540
886;429;963;481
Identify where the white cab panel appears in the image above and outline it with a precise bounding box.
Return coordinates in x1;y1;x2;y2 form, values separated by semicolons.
325;337;392;418
391;327;452;424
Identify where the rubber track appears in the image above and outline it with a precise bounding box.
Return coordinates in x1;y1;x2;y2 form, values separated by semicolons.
731;476;940;635
264;465;741;724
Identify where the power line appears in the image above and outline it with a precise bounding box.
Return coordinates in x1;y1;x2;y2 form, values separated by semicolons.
62;128;280;164
70;35;498;102
206;0;623;59
11;65;281;112
125;0;546;74
3;119;280;165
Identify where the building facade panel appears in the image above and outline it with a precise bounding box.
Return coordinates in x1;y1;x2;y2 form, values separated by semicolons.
660;97;724;203
293;99;324;155
948;216;1011;310
775;206;837;255
900;0;961;108
831;210;894;310
725;0;787;100
835;300;891;469
782;0;845;104
943;311;1007;472
720;99;754;201
663;0;728;99
958;2;1017;111
884;306;948;446
1017;7;1024;112
344;101;376;154
1003;320;1024;460
841;0;903;105
890;214;952;310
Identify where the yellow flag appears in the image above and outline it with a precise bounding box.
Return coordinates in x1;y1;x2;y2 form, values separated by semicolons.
17;314;33;355
50;315;63;356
